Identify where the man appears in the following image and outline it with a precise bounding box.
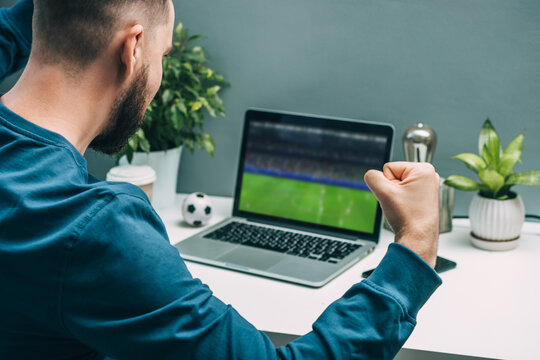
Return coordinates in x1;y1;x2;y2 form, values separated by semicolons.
0;1;442;359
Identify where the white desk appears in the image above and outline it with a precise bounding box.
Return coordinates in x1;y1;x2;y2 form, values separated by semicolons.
157;194;540;360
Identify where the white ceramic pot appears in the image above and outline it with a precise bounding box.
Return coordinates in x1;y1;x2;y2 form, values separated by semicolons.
469;192;525;251
120;146;182;209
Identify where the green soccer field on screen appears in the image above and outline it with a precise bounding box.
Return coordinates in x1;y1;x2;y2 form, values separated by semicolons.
238;173;378;233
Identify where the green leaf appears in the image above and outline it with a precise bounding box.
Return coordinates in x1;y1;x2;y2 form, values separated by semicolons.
184;85;199;98
488;137;502;165
174;23;183;37
444;175;480;191
184;52;206;63
477;183;491;194
213;73;230;85
185;69;202;84
206;85;221;96
504;132;524;158
171;66;181;79
137;128;150;153
126;150;133;164
177;101;188;116
478;119;502;166
128;136;139;152
139;137;150;153
498;133;524;176
188;35;204;43
174;104;185;127
184;138;195;153
478;168;505;195
212;94;224;107
200;66;214;79
481;144;494;166
208;96;225;117
170;105;181;131
452;153;486;173
191;111;203;126
161;89;173;105
115;148;126;165
200;97;216;117
478;118;498;155
202;134;215;155
190;101;202;112
182;62;193;73
506;170;540;186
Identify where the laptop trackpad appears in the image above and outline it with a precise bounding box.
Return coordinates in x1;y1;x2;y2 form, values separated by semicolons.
217;248;283;270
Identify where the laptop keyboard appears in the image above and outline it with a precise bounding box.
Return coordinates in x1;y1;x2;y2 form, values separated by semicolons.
203;222;362;263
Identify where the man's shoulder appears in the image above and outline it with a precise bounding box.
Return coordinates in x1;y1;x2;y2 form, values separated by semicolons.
73;181;170;257
82;180;163;226
79;180;158;232
89;179;151;205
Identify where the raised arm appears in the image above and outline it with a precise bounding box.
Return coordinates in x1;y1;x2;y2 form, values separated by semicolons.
60;162;441;360
0;0;33;82
278;162;442;359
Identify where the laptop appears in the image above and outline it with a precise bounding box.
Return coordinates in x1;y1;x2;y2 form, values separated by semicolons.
175;109;394;287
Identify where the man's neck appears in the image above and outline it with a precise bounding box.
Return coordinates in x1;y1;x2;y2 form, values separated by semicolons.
0;58;116;155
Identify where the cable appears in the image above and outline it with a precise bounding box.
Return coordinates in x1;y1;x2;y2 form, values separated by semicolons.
452;214;540;221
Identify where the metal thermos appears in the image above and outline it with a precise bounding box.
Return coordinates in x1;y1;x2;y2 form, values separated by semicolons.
402;123;437;163
439;182;455;233
402;123;454;233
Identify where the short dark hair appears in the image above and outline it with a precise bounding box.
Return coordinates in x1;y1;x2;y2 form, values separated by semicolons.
32;0;169;68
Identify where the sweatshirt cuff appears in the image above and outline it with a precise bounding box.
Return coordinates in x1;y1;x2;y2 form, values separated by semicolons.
364;243;442;318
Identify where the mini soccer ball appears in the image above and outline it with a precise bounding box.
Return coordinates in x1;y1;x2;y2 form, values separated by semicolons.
182;192;213;227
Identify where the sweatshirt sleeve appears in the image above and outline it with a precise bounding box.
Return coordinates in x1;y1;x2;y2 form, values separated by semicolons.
62;193;441;360
279;243;442;359
0;0;33;82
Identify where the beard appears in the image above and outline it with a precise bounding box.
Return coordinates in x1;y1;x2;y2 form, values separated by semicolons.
90;66;150;155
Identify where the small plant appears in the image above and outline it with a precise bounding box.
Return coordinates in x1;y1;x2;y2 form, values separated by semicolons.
117;23;229;163
445;119;540;200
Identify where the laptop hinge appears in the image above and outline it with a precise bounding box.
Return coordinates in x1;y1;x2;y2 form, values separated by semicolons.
246;218;359;241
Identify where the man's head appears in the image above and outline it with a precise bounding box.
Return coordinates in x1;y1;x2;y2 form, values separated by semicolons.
31;0;175;154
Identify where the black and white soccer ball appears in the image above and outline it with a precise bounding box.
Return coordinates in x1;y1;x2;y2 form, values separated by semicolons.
182;192;213;227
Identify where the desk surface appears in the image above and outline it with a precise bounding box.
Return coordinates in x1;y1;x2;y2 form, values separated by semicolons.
157;194;540;360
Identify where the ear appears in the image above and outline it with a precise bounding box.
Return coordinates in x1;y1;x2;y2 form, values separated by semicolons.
120;24;144;78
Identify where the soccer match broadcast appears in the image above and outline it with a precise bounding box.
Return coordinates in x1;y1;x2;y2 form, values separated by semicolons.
238;120;388;234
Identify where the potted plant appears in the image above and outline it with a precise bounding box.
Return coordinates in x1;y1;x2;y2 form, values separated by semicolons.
116;23;229;208
445;119;540;250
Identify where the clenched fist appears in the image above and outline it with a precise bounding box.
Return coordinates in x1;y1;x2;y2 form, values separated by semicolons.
365;162;440;268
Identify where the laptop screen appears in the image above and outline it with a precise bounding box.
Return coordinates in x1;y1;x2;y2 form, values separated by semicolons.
233;110;394;239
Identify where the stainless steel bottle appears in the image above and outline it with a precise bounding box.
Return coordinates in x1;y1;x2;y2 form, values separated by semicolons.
402;123;437;163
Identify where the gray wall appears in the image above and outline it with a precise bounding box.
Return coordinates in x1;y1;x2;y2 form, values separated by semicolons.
2;0;540;217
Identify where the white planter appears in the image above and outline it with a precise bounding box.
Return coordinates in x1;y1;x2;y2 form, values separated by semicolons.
469;193;525;251
120;147;182;209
